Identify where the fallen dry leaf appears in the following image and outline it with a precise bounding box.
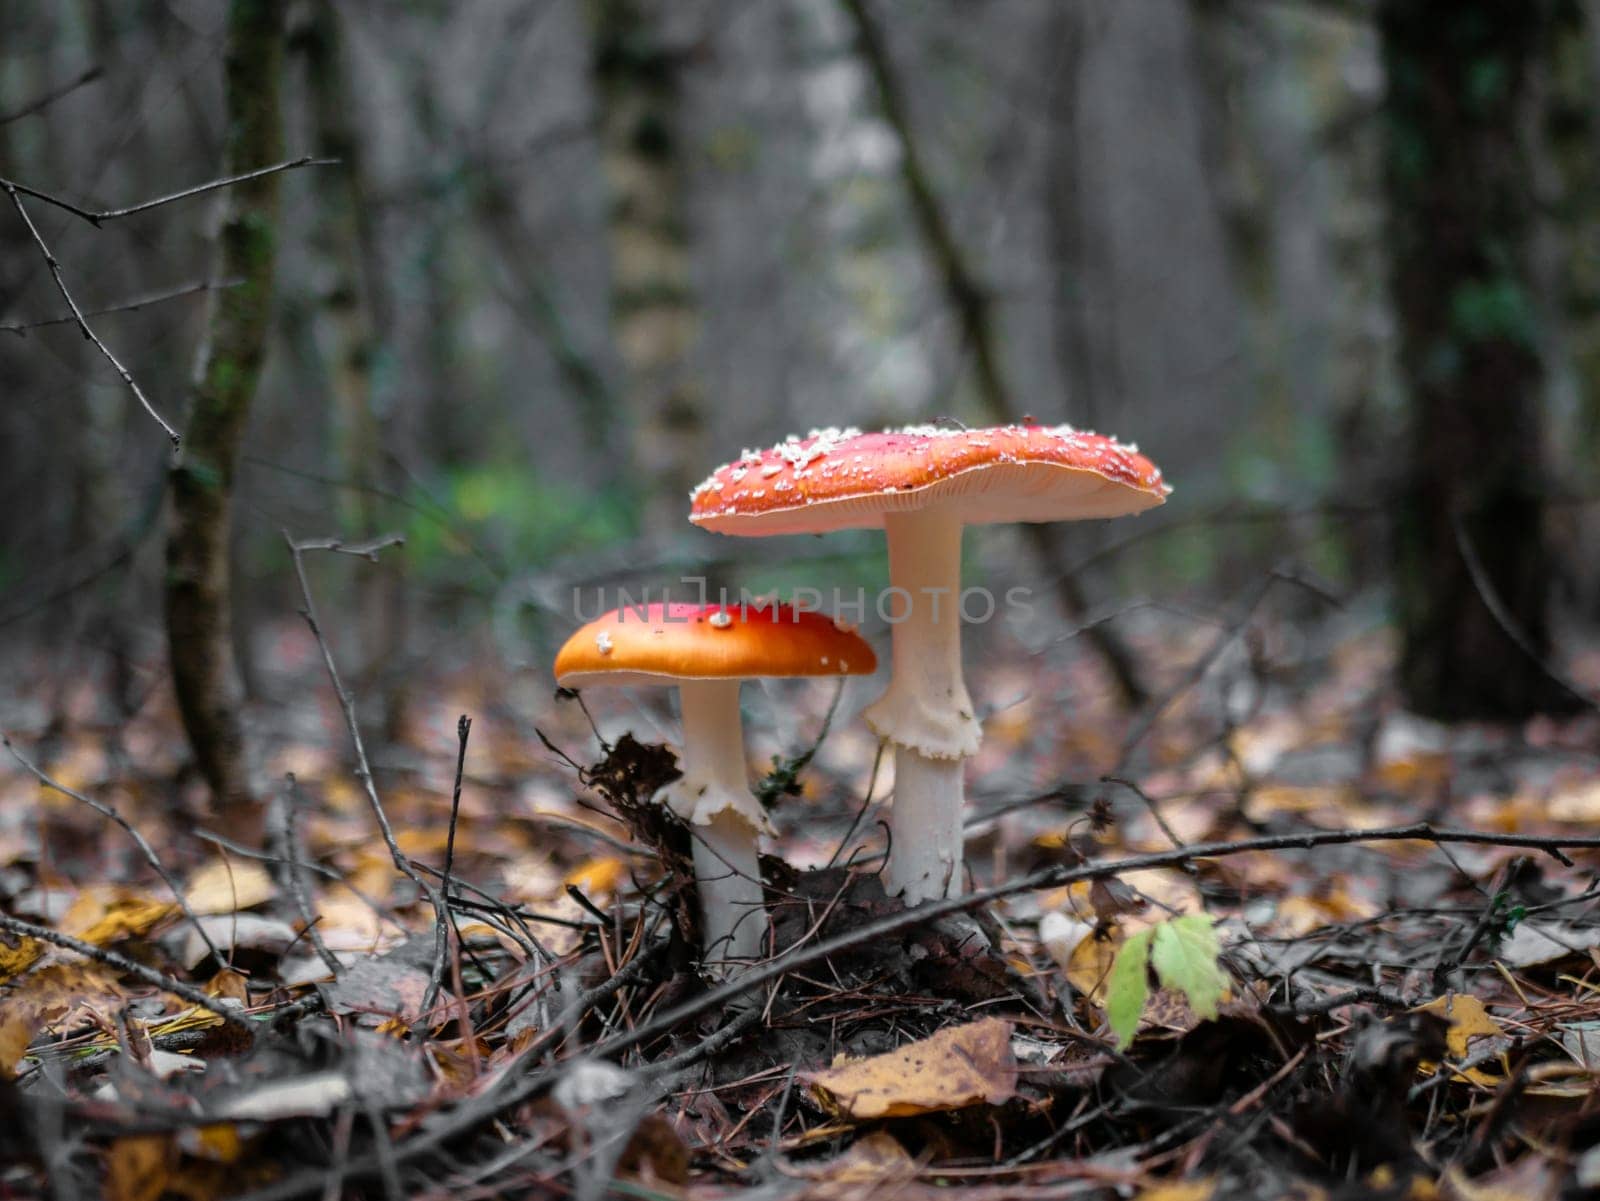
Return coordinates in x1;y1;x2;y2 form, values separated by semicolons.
0;961;129;1075
806;1017;1017;1120
0;930;43;982
105;1134;172;1201
60;886;173;946
788;1130;917;1192
1416;994;1503;1060
1137;1180;1217;1201
184;860;275;915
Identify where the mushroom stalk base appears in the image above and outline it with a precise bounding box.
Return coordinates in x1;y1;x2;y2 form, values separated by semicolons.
885;744;966;902
864;506;978;904
690;807;767;977
667;680;769;980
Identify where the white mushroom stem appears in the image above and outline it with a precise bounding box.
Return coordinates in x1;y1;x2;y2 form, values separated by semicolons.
861;506;980;903
665;679;769;973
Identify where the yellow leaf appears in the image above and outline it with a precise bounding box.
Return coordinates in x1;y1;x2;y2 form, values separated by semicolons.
1138;1180;1217;1201
176;1124;245;1164
1066;928;1121;1004
0;931;43;982
60;886;173;946
564;857;626;896
806;1018;1017;1120
184;860;275;915
1416;994;1503;1060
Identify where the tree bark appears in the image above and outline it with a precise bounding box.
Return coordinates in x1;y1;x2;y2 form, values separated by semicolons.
589;0;705;533
299;0;411;743
164;0;286;812
1380;0;1574;718
842;0;1151;710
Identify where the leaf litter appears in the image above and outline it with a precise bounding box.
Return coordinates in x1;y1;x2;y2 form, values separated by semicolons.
0;612;1596;1199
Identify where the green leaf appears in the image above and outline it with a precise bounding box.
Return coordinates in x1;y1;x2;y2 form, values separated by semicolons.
1150;915;1228;1021
1105;928;1154;1050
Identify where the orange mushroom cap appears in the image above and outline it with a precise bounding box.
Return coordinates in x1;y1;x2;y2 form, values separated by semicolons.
554;602;878;689
688;423;1169;536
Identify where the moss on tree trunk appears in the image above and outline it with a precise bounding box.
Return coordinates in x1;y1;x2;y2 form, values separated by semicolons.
164;0;286;813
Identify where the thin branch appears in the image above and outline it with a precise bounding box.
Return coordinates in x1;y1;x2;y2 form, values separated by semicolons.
2;732;222;964
0;913;252;1031
268;775;342;977
2;183;179;446
282;530;451;1020
0;277;241;335
0;65;103;125
0;156;335;226
284;533;405;561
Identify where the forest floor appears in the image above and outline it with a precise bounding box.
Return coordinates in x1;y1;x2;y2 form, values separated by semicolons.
1;604;1599;1201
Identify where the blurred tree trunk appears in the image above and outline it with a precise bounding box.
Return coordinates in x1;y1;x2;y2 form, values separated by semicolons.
1380;0;1574;718
1041;2;1105;431
589;0;704;534
299;0;411;743
164;0;286;813
844;0;1151;710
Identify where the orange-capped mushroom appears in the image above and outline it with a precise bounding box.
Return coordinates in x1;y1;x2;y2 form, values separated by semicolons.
554;602;875;975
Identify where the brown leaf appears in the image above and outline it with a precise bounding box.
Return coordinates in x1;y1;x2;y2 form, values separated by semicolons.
788;1130;917;1192
806;1018;1017;1119
0;962;128;1076
105;1135;173;1201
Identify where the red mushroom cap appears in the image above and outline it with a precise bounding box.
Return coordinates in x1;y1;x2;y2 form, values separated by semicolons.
554;602;878;689
689;423;1170;536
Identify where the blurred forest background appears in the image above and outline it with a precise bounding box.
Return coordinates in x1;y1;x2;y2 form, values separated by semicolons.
3;0;1599;807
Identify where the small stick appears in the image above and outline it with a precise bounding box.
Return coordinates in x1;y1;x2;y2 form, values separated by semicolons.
269;774;341;977
283;531;452;1022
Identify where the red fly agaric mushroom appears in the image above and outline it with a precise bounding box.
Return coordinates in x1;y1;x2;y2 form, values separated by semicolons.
689;424;1168;904
554;602;876;973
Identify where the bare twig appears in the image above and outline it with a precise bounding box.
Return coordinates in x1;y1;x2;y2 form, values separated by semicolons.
268;775;342;977
1;277;241;335
0;65;103;125
1;156;334;226
283;530;451;1020
2;182;179;445
0;913;252;1030
2;732;221;964
285;533;405;561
